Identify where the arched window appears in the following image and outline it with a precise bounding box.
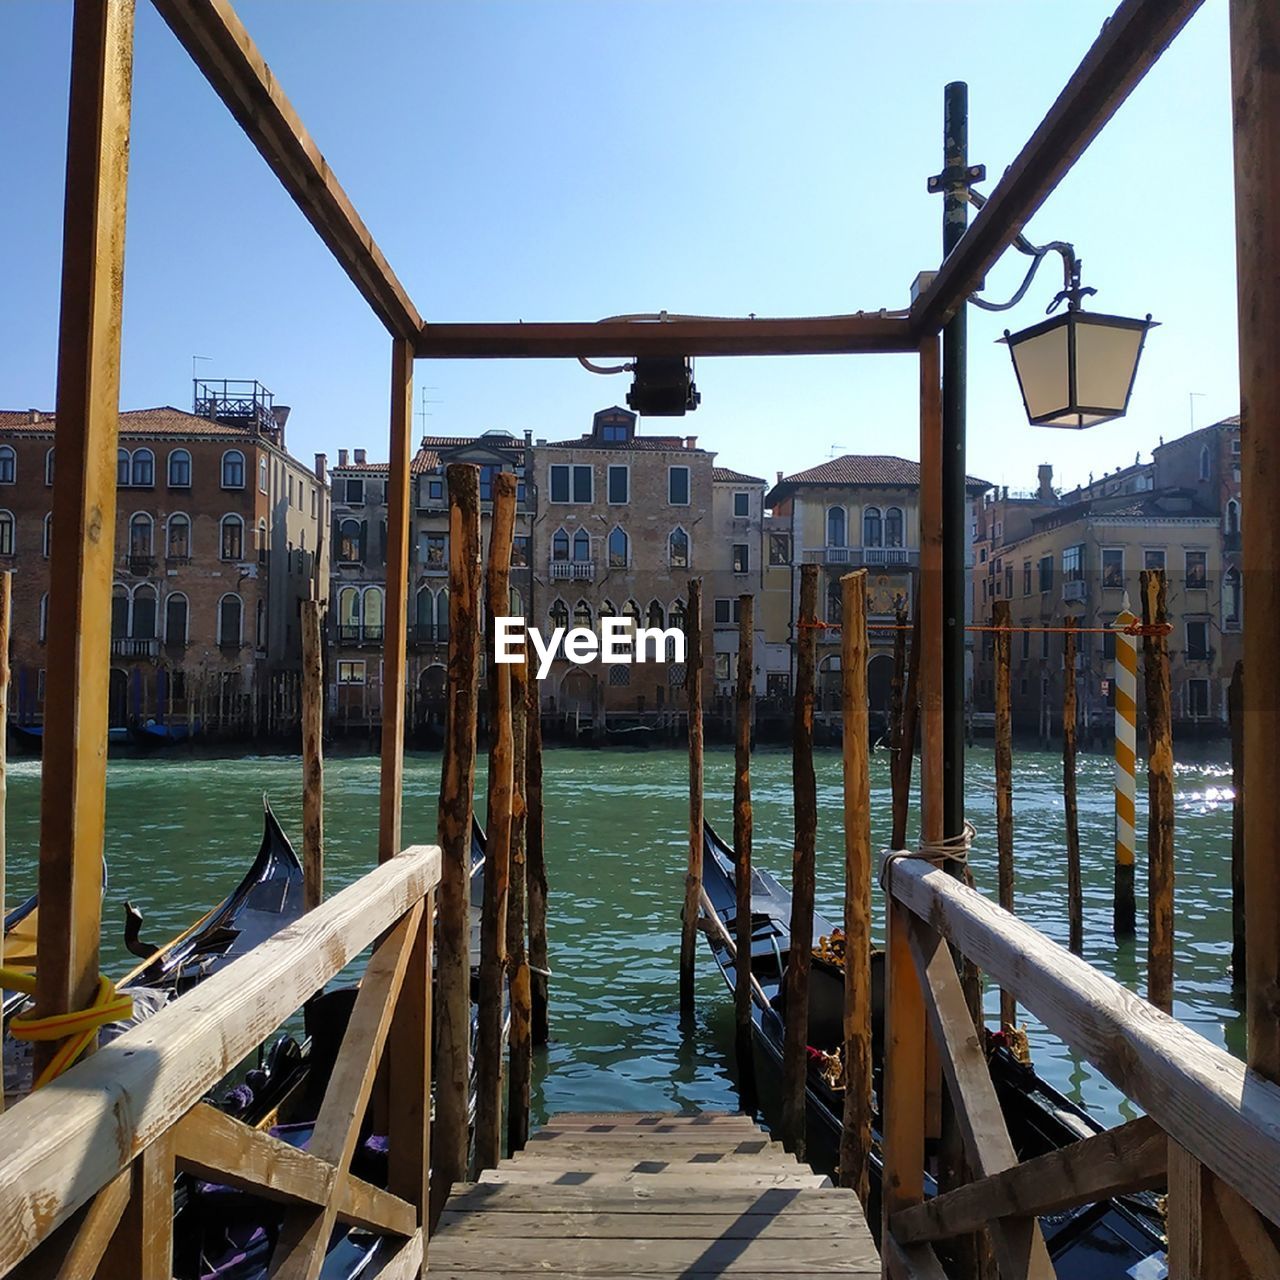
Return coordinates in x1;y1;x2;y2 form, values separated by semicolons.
623;599;642;627
647;599;665;629
363;586;385;640
257;518;268;564
43;512;52;558
129;513;153;560
436;588;450;642
1199;445;1211;481
572;528;591;562
549;598;569;631
165;592;188;646
608;526;629;568
168;449;191;487
220;514;244;561
117;448;131;486
132;584;157;639
670;598;687;632
259;456;269;493
221;449;245;489
509;586;524;618
573;599;592;629
0;446;16;485
1226;498;1241;536
669;527;689;569
338;586;361;642
131;448;154;487
863;506;883;547
167;513;191;560
1225;566;1242;626
217;593;243;646
416;584;433;639
39;593;48;643
338;518;362;563
827;580;842;623
44;448;54;487
599;599;616;631
111;585;128;639
0;511;13;557
826;506;846;548
552;528;570;562
884;507;904;548
256;599;267;649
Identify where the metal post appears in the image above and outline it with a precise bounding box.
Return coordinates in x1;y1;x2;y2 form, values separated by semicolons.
938;80;974;844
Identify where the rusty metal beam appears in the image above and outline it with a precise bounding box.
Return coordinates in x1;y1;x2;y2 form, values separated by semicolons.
150;0;423;341
35;0;135;1075
415;314;917;360
911;0;1204;335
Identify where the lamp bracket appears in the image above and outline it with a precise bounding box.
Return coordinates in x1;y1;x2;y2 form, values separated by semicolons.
927;162;986;195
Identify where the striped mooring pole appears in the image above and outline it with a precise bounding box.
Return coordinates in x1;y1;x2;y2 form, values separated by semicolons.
1113;603;1138;938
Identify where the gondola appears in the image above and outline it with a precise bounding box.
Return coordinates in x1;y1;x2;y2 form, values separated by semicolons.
178;821;492;1280
3;801;304;1101
131;718;200;749
699;819;1167;1278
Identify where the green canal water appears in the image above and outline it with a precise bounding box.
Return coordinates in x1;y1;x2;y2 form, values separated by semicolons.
3;744;1239;1129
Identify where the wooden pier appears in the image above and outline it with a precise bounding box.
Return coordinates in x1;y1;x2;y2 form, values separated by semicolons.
431;1112;878;1277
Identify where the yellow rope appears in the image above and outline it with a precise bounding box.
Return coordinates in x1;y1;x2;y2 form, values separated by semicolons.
1;967;133;1089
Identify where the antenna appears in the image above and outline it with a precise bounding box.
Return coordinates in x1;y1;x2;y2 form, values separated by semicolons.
828;442;848;459
1188;391;1205;432
417;386;441;434
191;355;213;412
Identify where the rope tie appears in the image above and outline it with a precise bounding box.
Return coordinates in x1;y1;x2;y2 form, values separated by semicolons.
0;967;133;1089
879;820;976;891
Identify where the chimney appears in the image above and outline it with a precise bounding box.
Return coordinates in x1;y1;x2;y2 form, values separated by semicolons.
776;471;784;486
354;448;367;465
272;405;291;447
1037;464;1054;501
338;448;349;467
314;452;327;483
524;429;532;447
685;436;697;450
27;409;41;424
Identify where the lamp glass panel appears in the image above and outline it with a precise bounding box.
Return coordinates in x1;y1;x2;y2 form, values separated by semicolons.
1011;323;1070;421
1074;320;1145;414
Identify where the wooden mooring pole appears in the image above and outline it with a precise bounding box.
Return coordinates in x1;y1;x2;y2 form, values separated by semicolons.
0;573;9;1111
301;598;324;912
733;594;756;1115
1140;569;1174;1014
474;471;517;1175
1229;660;1245;986
1063;617;1082;957
839;570;872;1206
1113;604;1139;940
431;462;481;1221
993;600;1015;1030
890;608;921;850
781;562;818;1158
526;668;550;1045
679;577;704;1018
507;648;532;1154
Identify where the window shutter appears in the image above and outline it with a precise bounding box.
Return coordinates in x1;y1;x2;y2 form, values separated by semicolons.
359;520;368;563
331;516;341;557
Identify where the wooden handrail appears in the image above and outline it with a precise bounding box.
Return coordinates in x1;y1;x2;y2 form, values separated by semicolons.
0;843;442;1275
884;853;1280;1229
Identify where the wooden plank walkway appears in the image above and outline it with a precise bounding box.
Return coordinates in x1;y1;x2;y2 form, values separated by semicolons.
430;1111;880;1277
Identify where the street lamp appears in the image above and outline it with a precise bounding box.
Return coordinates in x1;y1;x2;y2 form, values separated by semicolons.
1001;306;1155;429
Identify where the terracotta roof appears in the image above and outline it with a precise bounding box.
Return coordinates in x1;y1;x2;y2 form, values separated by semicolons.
541;435;704;452
0;406;253;438
713;466;766;484
767;453;989;505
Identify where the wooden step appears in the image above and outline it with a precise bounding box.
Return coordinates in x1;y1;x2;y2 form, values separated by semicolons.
435;1111;878;1277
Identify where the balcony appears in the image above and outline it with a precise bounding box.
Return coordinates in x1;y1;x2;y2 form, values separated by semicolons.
337;625;385;646
111;637;159;658
127;554;156;575
803;546;919;568
550;560;595;581
1063;579;1088;603
410;623;447;647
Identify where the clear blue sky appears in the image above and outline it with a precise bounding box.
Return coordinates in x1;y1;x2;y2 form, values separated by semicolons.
0;1;1238;493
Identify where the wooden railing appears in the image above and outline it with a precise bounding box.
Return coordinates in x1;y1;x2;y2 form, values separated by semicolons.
0;843;441;1280
879;852;1280;1279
